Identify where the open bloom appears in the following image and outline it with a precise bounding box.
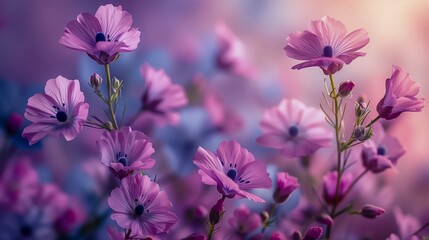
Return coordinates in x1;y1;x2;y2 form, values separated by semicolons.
97;127;155;179
284;16;369;75
377;66;425;120
193;141;272;202
22;76;89;145
140;64;188;126
323;171;352;205
257;99;332;158
361;123;405;173
59;4;140;65
108;174;177;237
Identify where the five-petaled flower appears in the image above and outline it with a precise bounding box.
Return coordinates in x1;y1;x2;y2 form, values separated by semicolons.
193;140;272;202
284;16;369;75
22;76;89;145
59;4;141;65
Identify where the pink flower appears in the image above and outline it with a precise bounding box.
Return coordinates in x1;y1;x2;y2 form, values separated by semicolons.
193;140;272;202
227;205;261;236
284;16;369;75
140;64;188;126
361;123;405;173
22;76;89;145
273;172;299;204
59;4;140;65
97;127;155;179
323;171;352;205
257;99;332;158
377;66;425;120
270;231;287;240
108;174;177;237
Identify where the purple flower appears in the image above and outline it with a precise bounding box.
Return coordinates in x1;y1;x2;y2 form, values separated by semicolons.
361;123;404;173
303;226;323;240
59;4;141;65
270;231;287;240
22;76;89;145
377;66;425;120
360;204;385;219
323;171;352;205
140;64;188;126
193;140;272;202
284;16;369;75
273;172;299;203
227;204;261;236
257;99;332;158
108;174;177;237
97;127;155;179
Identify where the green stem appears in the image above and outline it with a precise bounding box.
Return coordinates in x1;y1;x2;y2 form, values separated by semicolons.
342;169;369;200
104;64;119;129
208;222;215;240
365;115;381;128
261;203;278;233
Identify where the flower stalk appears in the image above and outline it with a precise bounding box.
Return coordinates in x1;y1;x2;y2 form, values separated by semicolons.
104;64;119;130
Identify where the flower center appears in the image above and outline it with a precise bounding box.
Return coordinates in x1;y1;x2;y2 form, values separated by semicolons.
288;126;299;137
323;46;333;58
134;204;145;216
118;156;127;166
95;32;106;42
227;168;237;181
20;225;33;236
56;111;68;122
377;146;387;156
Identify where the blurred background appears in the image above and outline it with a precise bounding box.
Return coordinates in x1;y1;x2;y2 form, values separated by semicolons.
0;0;428;239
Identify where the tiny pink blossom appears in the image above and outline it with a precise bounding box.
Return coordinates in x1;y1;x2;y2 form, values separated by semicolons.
257;99;332;158
108;174;177;237
22;76;89;145
193;140;272;202
97;127;155;179
377;66;425;120
60;4;140;65
273;172;299;204
361;123;405;173
270;231;287;240
284;16;369;75
140;64;188;126
323;171;352;205
227;204;261;236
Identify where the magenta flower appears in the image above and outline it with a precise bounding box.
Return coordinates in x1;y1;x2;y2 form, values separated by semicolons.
140;64;188;126
108;174;177;237
323;171;352;205
22;76;89;145
59;4;141;65
193;140;272;202
361;123;405;173
360;204;385;219
284;16;369;75
257;99;332;158
273;172;299;204
377;66;425;120
226;204;261;237
97;127;155;179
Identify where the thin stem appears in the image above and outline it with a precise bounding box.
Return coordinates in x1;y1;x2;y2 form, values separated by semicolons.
105;64;119;129
261;203;278;233
409;221;429;239
365;115;381;128
208;223;215;240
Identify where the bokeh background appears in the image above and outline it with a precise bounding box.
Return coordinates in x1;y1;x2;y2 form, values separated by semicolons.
0;0;428;239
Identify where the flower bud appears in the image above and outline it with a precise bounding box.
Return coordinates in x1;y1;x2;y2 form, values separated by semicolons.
273;172;299;204
291;231;303;240
355;101;368;118
360;204;385;219
338;80;355;97
270;231;287;240
209;198;224;225
353;126;373;142
113;77;122;91
5;113;23;135
260;210;269;223
89;73;102;91
316;213;333;226
303;226;323;240
323;171;352;205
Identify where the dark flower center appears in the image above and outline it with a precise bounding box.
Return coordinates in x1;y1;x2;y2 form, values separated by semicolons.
288;126;299;137
323;45;333;58
56;111;68;122
377;146;387;156
20;225;33;236
118;156;127;166
95;32;106;42
227;168;237;181
134;204;145;216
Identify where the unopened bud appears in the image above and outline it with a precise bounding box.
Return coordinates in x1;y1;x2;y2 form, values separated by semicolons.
316;213;333;226
102;121;114;131
209;198;224;225
260;210;269;223
355;101;368;118
113;77;122;91
360;204;385;219
338;80;355;97
292;231;303;240
303;226;323;240
353;126;373;141
89;73;102;91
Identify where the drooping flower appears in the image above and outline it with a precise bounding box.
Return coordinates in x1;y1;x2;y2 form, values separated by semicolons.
193;140;272;202
361;123;405;173
22;76;89;145
323;171;352;205
97;127;155;179
108;174;177;237
284;16;369;75
257;99;332;158
376;66;425;120
139;64;188;126
226;204;261;238
59;4;141;65
273;172;299;204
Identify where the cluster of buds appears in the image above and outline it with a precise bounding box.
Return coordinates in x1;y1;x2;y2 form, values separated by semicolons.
353;95;373;142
